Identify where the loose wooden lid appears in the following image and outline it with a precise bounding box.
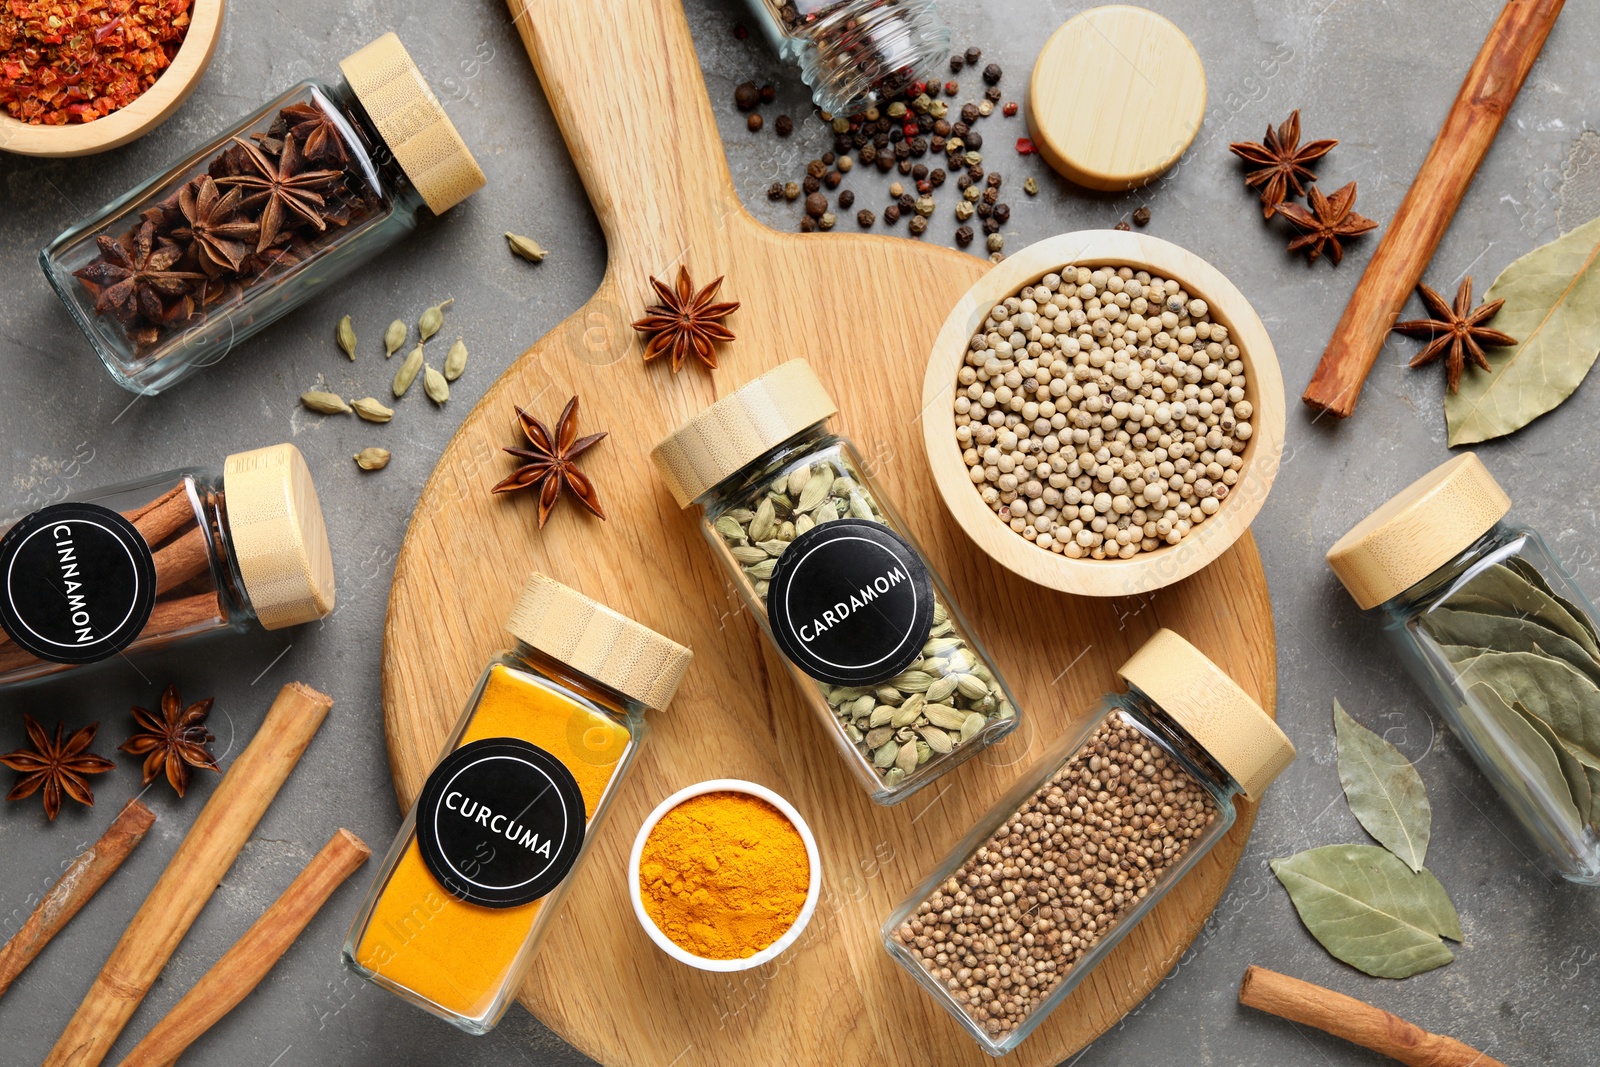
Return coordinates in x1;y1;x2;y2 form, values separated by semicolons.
651;360;838;507
1118;628;1293;799
223;444;336;629
506;572;693;710
1026;6;1206;191
339;33;486;215
1326;453;1511;610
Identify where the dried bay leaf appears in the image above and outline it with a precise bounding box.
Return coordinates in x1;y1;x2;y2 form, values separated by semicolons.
1467;682;1586;839
1445;213;1600;445
1514;701;1592;824
1422;608;1600;687
1504;556;1600;651
1452;647;1600;758
1334;700;1431;872
1271;844;1460;979
1443;563;1600;663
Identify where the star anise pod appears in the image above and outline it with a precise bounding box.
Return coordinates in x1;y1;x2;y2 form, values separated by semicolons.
72;219;204;325
119;684;220;798
632;266;740;372
1;716;115;821
172;176;259;277
217;133;343;252
1229;110;1338;218
278;101;348;166
1276;182;1378;266
1393;276;1517;394
491;396;608;527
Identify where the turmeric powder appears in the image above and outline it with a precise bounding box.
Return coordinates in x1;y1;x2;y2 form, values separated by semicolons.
637;791;809;960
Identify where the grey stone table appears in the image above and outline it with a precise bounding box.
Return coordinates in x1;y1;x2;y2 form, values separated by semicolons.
3;1;1598;1064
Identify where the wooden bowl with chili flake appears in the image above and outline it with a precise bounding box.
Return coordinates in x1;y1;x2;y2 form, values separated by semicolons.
921;230;1285;598
0;0;225;158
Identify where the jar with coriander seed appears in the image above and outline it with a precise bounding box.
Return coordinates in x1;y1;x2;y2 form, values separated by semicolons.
883;628;1294;1055
1328;453;1600;884
651;360;1019;805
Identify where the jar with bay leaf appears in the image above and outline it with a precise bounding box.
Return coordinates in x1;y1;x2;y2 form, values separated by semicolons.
1328;453;1600;884
651;360;1020;804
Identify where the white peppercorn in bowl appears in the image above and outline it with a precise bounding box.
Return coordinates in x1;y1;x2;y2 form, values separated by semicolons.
920;231;1284;596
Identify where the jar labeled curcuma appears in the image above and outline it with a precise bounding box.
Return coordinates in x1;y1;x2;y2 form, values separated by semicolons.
1328;453;1600;884
652;360;1020;805
882;629;1294;1055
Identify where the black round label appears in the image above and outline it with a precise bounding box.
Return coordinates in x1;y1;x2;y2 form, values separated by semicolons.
414;738;588;909
765;518;935;686
0;502;157;665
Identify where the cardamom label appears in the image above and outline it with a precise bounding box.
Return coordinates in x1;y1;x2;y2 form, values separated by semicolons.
0;502;157;664
765;518;934;686
414;737;587;909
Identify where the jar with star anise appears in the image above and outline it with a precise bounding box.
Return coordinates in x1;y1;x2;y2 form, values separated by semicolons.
39;33;485;395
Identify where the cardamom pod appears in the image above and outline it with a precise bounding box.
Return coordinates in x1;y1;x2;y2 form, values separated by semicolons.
916;740;932;765
749;497;776;542
873;740;900;768
729;545;768;564
869;704;895;728
883;767;906;786
848;494;874;520
797;468;832;512
393;345;424;397
875;687;904;707
919;726;953;754
745;559;777;581
956;674;990;701
756;539;788;557
444;337;468;381
727;507;756;522
506;232;548;262
714;515;746;542
961;712;987;742
778;520;797;541
336;315;357;360
351;397;394;423
787;466;812;498
923;637;962;656
891;703;923;728
794;513;814;536
301;390;351;415
844;724;863;744
848;695;876;720
890;670;935;692
866;726;895;750
384;319;406;357
924;675;959;704
831;476;855;495
895;739;919;773
925;704;968;730
996;700;1016;720
814;500;839;524
424;364;450;404
932;602;949;626
354;447;391;471
418;297;454;342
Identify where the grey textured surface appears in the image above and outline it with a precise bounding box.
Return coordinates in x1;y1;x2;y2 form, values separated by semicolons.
3;0;1600;1064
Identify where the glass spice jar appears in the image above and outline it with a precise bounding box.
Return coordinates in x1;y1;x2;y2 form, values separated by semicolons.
651;360;1019;805
882;628;1294;1055
1328;453;1600;884
343;572;692;1034
40;33;485;395
0;444;334;689
742;0;951;115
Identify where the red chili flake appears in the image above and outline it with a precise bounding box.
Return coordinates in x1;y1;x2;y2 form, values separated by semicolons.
1;0;195;125
1016;137;1036;155
1003;101;1019;117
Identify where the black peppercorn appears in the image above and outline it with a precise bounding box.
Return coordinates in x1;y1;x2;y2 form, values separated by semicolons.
982;186;999;204
807;159;826;179
1133;206;1151;226
930;135;946;153
960;104;979;125
912;163;929;181
838;189;855;209
824;170;842;189
760;83;777;104
930;168;946;187
964;46;981;66
967;165;984;182
993;203;1011;224
982;216;1000;235
875;153;894;172
884;204;901;223
955;225;974;246
910;137;928;155
873;132;890;148
894;141;911;160
933;119;951;137
805;192;827;217
965;131;982;150
776;114;794;137
898;159;913;175
898;192;916;211
984;85;1002;102
982;63;1002;85
767;182;784;200
821;151;835;165
950;54;965;73
986;172;1002;188
747;113;763;132
976;200;992;218
799;215;817;232
734;81;760;110
918;113;935;132
889;126;904;143
857;209;876;227
860;144;877;163
957;174;972;190
802;175;820;194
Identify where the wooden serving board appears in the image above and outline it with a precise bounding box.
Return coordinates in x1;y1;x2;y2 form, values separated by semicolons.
380;1;1278;1063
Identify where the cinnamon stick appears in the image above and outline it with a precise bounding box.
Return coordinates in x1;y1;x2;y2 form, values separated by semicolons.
0;591;222;675
1301;0;1566;418
151;526;211;596
0;799;155;999
114;829;371;1067
1239;965;1508;1067
127;484;197;549
44;682;334;1067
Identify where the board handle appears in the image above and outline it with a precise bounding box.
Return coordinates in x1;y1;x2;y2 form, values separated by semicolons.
506;0;744;272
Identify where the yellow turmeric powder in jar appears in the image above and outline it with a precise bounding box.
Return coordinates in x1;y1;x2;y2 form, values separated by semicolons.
343;573;692;1034
637;792;810;959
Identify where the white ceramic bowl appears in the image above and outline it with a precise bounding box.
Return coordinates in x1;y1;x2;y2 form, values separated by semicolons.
628;778;821;972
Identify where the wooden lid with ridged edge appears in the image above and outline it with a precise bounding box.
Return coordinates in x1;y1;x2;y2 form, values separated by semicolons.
1026;6;1206;191
1327;452;1511;610
506;572;693;710
222;444;335;630
1117;628;1293;799
339;33;485;215
651;360;838;507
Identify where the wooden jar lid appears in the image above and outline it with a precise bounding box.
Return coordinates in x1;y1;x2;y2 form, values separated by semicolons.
1026;5;1206;191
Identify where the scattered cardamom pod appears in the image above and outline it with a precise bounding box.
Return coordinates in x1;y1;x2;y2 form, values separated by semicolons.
506;232;548;263
354;447;391;471
418;298;454;342
336;315;357;360
393;345;424;397
384;319;406;357
423;364;449;405
301;390;351;415
351;397;394;423
443;337;468;381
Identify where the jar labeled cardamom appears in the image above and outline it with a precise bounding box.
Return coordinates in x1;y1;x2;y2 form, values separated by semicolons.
40;33;485;394
0;443;334;690
1328;453;1600;884
883;629;1293;1055
343;572;692;1034
651;360;1020;805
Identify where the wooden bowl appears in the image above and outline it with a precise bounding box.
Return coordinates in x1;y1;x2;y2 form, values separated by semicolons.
920;230;1284;597
0;0;225;158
